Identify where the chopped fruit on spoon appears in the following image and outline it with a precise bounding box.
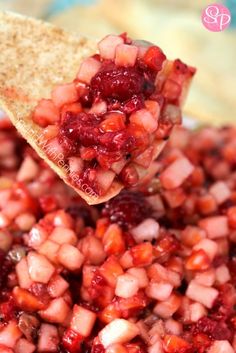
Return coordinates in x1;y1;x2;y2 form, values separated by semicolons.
32;33;195;203
2;122;236;353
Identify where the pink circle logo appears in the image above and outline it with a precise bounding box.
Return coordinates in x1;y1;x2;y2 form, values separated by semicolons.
201;3;231;32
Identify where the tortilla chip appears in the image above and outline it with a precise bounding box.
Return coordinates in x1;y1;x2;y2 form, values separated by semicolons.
0;11;123;204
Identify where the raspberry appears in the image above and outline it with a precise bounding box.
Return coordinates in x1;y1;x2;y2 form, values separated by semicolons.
192;316;232;341
102;190;153;229
91;66;154;101
61;112;101;146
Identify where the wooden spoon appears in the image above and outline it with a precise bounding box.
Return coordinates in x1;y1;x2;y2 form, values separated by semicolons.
0;11;124;204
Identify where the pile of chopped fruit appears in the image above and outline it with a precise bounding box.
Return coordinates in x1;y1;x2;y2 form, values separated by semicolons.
0;115;236;353
33;34;195;197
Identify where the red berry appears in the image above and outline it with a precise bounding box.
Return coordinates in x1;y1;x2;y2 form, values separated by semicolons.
91;66;154;101
102;191;153;229
62;328;84;353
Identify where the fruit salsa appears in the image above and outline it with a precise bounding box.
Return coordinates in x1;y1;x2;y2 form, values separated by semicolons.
0;114;236;353
32;34;195;200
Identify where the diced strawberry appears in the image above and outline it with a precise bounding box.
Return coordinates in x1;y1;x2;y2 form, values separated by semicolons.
181;226;206;247
13;286;46;311
38;324;59;352
227;206;236;229
58;244;84;271
143;46;166;71
49;226;77;246
95;218;109;239
186;280;219;309
99;302;121;324
185;249;211;271
51;83;78;108
103;224;125;256
61;102;82;118
160;157;194;190
70;305;96;337
154;293;181;319
100;256;124;287
39;298;70;324
130;242;153;267
163;335;192;353
62;328;84;353
100;113;126;132
27;251;55;284
106;343;128;353
118;291;148;318
98;35;124;60
163;188;186;208
115;44;138;67
99;319;139;348
15;338;36;353
193;239;218;261
32;99;59;127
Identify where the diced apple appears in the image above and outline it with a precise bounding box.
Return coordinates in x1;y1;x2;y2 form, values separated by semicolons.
186;280;219;308
115;44;138;67
70;305;96;337
98;35;124;60
51;83;78;108
27;251;55;284
16;258;33;289
131;218;159;243
38;324;59;352
160;157;194;190
15;338;36;353
49;226;77;246
48;275;69;298
0;321;22;348
39;298;70;324
77;58;101;84
99;319;139;348
58;244;84;271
